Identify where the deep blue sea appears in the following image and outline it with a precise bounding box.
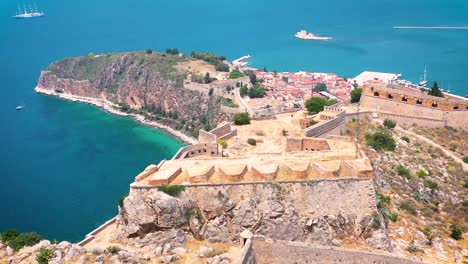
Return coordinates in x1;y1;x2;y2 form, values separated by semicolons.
1;0;467;242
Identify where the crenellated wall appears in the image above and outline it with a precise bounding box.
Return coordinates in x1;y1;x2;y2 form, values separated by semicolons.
360;85;468;129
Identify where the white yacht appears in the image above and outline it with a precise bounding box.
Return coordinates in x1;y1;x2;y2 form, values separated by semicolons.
14;5;44;19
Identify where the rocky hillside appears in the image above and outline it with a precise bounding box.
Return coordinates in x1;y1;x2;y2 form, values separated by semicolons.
116;180;389;251
38;51;227;136
345;120;467;263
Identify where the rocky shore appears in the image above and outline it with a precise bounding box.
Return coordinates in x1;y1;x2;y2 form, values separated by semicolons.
34;86;198;145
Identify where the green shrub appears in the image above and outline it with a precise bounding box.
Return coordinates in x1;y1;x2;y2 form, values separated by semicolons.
1;229;20;243
396;165;411;179
271;182;283;192
247;138;257;146
383;119;396;129
145;49;153;54
165;48;179;55
107;246;120;255
281;129;288;136
217;139;228;149
36;248;54;264
233;113;250;125
388;212;398;222
118;192;129;207
372;212;381;229
215;62;230;72
305;97;336;114
365;130;396;151
376;191;391;209
229;69;244;79
424;180;439;191
221;98;239;108
248;84;267;98
174;219;184;227
416;170;427;178
422;226;434;243
407;244;418;253
8;232;42;250
88;52;95;59
351;88;363;103
400;202;417;216
463;156;468;163
449;224;463;240
158;185;185;196
401;136;410;143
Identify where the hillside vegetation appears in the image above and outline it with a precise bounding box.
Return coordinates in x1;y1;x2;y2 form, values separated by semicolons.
40;51;228;137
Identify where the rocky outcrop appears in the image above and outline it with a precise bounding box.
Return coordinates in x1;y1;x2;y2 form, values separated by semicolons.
37;52;226;134
117;180;390;250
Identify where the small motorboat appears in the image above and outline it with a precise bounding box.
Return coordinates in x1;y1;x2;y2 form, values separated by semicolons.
16;105;24;110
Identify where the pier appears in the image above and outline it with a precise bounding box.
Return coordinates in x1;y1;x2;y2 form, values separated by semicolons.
232;55;251;68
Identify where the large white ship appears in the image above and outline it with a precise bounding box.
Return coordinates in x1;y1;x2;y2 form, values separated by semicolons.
295;30;332;41
14;5;44;19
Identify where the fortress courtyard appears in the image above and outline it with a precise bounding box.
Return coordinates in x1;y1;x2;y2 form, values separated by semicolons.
131;111;372;187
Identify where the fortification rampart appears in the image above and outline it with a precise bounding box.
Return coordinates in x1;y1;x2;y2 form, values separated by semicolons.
304;110;346;137
252;238;422;264
171;143;221;160
360;85;468;128
199;122;238;143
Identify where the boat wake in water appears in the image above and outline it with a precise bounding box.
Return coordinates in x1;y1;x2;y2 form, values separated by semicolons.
393;26;468;30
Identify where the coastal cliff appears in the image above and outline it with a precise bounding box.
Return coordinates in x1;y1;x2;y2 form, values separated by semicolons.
37;52;227;138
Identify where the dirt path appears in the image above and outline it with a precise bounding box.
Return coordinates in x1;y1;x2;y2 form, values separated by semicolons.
373;119;467;171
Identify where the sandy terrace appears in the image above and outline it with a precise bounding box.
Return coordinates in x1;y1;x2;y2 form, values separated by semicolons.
228;111;312;153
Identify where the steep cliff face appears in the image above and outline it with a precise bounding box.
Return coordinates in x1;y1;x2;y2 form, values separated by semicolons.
116;181;391;251
38;52;226;135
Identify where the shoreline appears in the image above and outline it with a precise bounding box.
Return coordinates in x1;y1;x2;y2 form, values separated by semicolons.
34;86;198;145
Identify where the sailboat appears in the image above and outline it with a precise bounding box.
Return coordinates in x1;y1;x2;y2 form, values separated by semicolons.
14;4;44;18
418;65;428;87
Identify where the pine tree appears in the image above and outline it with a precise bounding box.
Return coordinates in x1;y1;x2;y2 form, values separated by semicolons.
428;82;443;97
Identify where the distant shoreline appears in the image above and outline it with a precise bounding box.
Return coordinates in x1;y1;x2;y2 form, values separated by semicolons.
34;87;197;145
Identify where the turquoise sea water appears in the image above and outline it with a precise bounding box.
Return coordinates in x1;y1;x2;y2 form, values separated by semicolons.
1;0;467;242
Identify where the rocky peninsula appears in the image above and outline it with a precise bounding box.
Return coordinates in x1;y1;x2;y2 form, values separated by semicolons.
35;50;241;143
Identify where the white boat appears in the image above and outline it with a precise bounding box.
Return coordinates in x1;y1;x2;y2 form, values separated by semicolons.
418;65;428;87
295;30;332;41
14;5;44;19
16;105;24;110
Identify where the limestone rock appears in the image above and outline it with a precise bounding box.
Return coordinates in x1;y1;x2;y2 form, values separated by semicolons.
171;247;187;257
160;254;179;263
6;246;13;256
77;255;88;264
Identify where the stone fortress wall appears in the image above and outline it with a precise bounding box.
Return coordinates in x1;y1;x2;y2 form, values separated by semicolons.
285;137;331;152
173;122;238;160
304;106;347;137
360;85;468;128
250;238;421;264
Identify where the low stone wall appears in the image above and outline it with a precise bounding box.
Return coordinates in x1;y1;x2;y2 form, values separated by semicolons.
305;110;346;137
171;143;220;160
209;122;233;138
286;137;331;152
199;130;217;143
237;239;255;264
252;239;422;264
78;216;117;246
